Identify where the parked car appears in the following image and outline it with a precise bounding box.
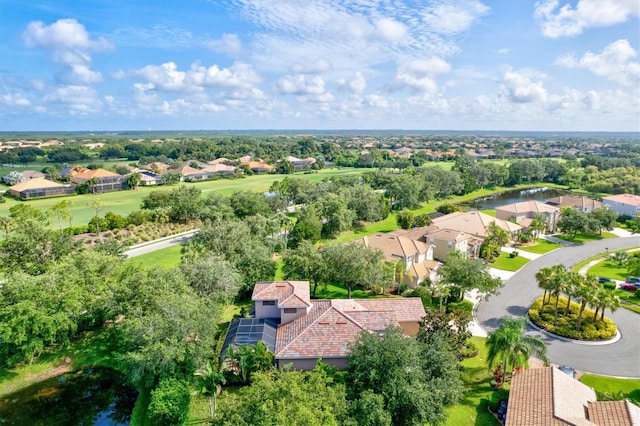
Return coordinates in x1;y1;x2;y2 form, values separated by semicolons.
597;277;614;284
626;276;640;284
620;283;640;292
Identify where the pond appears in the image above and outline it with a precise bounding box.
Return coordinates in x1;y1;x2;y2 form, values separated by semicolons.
462;187;568;210
0;367;137;426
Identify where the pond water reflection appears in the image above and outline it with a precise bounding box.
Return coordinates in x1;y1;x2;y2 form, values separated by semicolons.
0;367;137;426
462;187;568;210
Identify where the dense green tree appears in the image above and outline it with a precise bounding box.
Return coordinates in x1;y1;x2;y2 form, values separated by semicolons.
315;193;355;237
215;367;349;426
437;250;503;302
9;203;49;227
276;158;295;174
347;326;463;426
589;207;618;234
396;209;415;229
386;174;421;209
341;185;389;223
350;390;392;426
557;207;588;236
418;309;472;360
181;255;243;302
223;341;274;384
322;243;385;298
148;377;191;426
229;191;272;218
282;241;325;297
289;205;322;248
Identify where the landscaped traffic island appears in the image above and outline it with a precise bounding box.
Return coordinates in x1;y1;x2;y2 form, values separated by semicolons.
528;296;617;340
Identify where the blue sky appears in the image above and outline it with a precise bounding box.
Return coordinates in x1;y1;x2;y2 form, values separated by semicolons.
1;0;638;131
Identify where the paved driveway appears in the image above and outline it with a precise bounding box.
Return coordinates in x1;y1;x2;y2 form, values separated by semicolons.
475;235;640;378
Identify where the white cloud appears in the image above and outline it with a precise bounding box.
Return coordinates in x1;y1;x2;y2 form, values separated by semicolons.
277;74;327;95
207;33;243;55
535;0;640;38
556;39;640;86
421;0;490;35
501;70;547;103
128;61;262;92
0;93;31;107
338;72;366;94
23;19;112;85
374;18;408;42
394;58;451;93
43;85;101;114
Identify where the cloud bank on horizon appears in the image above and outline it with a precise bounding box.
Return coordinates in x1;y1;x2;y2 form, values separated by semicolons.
0;0;638;131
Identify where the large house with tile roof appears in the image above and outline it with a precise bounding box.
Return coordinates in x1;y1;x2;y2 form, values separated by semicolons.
546;195;604;213
8;177;74;199
506;367;640;426
391;226;476;260
221;281;426;370
495;200;560;232
71;168;126;193
601;193;640;217
353;233;439;286
430;210;522;241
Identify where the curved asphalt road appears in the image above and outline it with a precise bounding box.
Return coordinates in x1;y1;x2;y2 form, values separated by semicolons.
476;235;640;378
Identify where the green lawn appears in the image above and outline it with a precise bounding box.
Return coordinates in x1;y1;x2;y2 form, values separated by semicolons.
587;259;629;281
0;168;363;227
517;239;562;254
313;282;379;299
480;209;496;217
489;252;530;272
572;247;640;272
127;244;183;269
554;231;617;244
445;336;506;426
580;374;640;404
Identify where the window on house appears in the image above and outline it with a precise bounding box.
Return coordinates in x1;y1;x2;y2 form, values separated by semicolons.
283;308;297;314
263;301;276;306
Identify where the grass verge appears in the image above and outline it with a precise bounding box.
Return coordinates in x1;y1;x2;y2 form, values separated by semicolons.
580;374;640;405
127;244;183;269
587;259;629;281
517;239;562;254
489;252;530;272
554;231;617;244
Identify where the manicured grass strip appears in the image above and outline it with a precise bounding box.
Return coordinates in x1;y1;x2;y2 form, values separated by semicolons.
580;374;640;405
489;252;530;272
587;259;629;281
127;244;183;269
314;282;379;299
517;239;562;254
480;209;496;217
572;247;640;271
553;231;617;244
445;336;506;426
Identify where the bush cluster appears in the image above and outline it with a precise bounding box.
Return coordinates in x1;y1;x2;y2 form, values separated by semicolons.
528;297;617;340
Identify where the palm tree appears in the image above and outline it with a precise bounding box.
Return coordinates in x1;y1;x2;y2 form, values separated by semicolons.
530;213;547;239
486;317;549;378
487;221;511;247
194;360;226;420
575;275;599;331
536;266;554;305
563;270;583;314
594;289;620;322
127;172;142;190
610;251;629;266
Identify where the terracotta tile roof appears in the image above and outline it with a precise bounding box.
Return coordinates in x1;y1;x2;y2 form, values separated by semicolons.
168;164;205;176
252;281;311;308
275;297;426;359
208;157;230;165
203;163;235;173
431;211;522;239
248;161;274;171
9;177;66;191
546;196;604;211
496;200;560;215
506;367;639;426
602;193;640;207
73;168;121;180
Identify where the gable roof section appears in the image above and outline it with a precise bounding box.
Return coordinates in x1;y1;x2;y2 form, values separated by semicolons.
354;233;430;262
423;227;469;242
431;211;522;239
496;200;559;215
602;193;640;207
546;196;604;210
252;281;311;308
73;168;121;180
506;367;639;426
275;297;426;359
9;177;66;191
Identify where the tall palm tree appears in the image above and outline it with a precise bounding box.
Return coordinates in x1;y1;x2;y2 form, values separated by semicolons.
486;317;549;377
536;266;554;305
594;289;621;322
563;270;583;314
575;275;599;331
194;360;226;420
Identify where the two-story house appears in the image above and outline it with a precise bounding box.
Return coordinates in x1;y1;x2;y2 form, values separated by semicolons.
220;281;426;370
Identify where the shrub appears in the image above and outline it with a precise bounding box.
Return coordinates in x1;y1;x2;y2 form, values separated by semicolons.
603;281;616;290
104;211;127;230
635;288;640;298
148;377;190;426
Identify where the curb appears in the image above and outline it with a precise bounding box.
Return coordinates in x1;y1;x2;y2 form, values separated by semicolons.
527;318;621;345
127;229;199;250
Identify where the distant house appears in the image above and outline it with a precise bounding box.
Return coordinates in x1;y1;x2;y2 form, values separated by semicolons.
392;226;476;260
208;157;231;165
506;367;640;426
286;156;316;170
495;200;560;232
429;211;522;241
72;168;126;193
546;195;604;213
168;164;210;181
353;233;438;286
137;170;163;186
2;170;46;185
601;193;640;217
61;166;89;179
248;160;275;174
220;281;426;370
9;178;74;199
202;163;236;176
143;162;170;175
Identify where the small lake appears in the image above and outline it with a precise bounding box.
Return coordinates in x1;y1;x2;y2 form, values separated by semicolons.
462;187;568;210
0;367;137;426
